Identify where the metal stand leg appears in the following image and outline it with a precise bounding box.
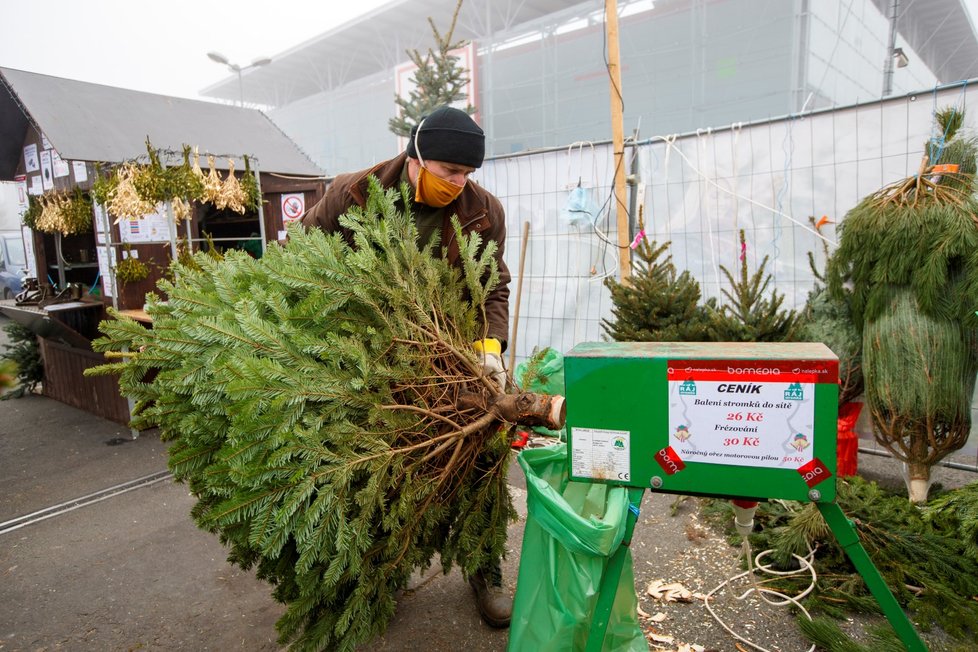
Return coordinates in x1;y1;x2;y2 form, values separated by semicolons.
816;502;926;652
585;488;645;652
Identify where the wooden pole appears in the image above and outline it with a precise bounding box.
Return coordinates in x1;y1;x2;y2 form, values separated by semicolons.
605;0;631;281
508;221;530;372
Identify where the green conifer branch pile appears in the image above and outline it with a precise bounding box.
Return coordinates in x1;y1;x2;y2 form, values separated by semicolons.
703;478;978;642
87;178;514;651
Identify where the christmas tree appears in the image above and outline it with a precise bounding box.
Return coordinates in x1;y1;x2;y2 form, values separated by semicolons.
0;322;43;399
602;231;715;342
712;229;798;342
827;107;978;502
88;178;556;651
602;228;797;344
389;0;474;138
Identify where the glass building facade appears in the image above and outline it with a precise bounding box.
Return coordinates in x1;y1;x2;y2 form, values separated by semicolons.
268;0;940;175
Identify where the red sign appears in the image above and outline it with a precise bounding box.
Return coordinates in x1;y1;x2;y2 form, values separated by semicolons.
281;193;305;222
654;447;686;475
667;359;838;384
797;458;832;487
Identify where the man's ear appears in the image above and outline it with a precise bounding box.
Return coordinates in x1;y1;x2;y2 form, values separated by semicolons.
406;157;420;184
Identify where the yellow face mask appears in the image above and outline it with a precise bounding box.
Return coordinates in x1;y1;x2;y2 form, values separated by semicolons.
412;116;466;207
415;164;465;207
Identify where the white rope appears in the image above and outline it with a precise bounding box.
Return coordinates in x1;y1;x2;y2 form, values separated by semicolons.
661;134;677;241
696;127;723;294
702;539;819;652
731;121;743;245
565;140;597;187
653;135;838;247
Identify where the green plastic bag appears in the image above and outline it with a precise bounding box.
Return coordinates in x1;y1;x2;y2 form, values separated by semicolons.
508;444;648;652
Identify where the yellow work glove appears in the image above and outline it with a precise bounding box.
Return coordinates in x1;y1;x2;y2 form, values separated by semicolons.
473;338;506;390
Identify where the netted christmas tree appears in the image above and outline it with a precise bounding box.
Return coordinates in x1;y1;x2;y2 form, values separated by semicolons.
602;228;715;342
87;178;559;651
388;0;474;138
827;107;978;502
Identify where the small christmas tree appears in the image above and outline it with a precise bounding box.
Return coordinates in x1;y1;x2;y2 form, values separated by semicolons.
87;178;547;651
602;230;715;342
0;322;43;399
389;0;474;138
797;264;864;476
711;229;798;342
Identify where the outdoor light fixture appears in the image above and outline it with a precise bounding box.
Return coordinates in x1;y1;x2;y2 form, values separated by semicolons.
206;51;272;106
892;47;909;69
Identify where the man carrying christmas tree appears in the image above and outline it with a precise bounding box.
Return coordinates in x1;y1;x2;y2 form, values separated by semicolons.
301;105;513;627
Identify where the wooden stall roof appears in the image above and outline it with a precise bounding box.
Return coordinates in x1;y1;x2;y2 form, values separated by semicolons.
0;66;324;180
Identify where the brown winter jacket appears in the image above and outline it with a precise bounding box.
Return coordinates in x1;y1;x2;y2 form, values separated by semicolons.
300;152;511;347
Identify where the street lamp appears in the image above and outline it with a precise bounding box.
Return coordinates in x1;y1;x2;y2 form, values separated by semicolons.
207;51;272;106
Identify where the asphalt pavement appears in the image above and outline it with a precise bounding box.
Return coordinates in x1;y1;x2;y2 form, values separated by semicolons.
0;391;521;652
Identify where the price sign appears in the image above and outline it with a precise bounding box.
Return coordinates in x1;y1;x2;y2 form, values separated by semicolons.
667;360;824;469
565;341;840;502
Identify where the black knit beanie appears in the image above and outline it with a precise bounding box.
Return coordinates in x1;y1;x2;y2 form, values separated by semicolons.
406;106;485;169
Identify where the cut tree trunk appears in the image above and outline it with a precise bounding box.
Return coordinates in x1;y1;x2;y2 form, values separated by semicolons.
907;462;931;504
457;391;566;431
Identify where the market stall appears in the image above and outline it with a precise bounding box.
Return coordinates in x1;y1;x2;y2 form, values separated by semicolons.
0;66;324;423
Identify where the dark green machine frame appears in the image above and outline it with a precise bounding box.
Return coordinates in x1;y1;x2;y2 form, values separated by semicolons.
563;342;926;652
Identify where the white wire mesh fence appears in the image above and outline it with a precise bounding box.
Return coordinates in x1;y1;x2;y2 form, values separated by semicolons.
475;80;978;466
477;143;621;359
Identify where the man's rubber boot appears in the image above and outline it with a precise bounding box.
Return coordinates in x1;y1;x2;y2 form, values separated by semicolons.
468;564;512;628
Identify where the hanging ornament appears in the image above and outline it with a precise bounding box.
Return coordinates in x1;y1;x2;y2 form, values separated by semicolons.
34;194;64;234
33;190;94;235
240;155;261;212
